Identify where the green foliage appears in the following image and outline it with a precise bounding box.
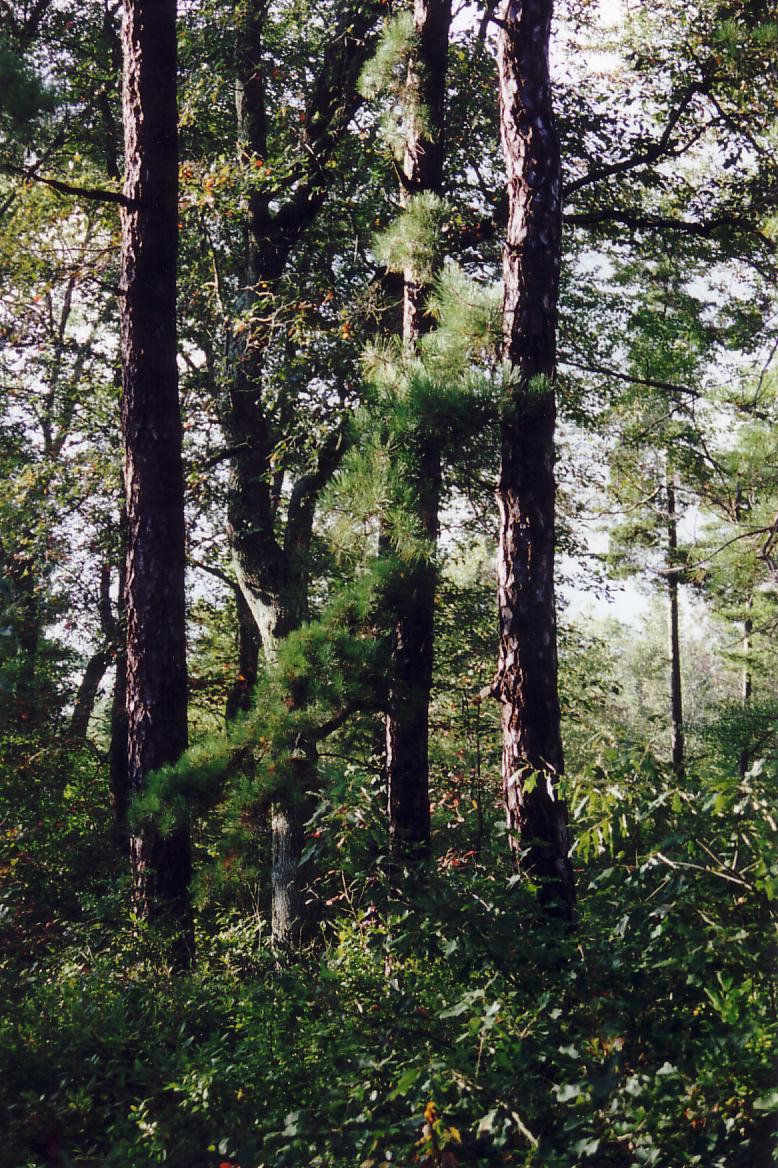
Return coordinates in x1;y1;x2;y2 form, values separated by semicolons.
133;573;389;841
358;12;420;157
373;192;451;284
2;753;775;1168
358;12;415;102
0;35;55;144
1;1;777;1165
426;264;502;368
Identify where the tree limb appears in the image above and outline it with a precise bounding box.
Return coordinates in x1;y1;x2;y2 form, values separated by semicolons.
559;356;699;398
3;162;133;208
190;557;239;593
564;86;699;196
562;207;766;239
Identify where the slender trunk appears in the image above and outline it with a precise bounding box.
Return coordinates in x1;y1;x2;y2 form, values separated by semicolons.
666;472;685;777
495;0;574;919
226;588;261;722
109;511;129;848
69;649;111;738
13;554;40;726
739;594;753;778
70;563;117;739
110;640;130;844
227;3;315;951
271;746;319;952
472;695;484;859
120;0;191;956
386;0;450;863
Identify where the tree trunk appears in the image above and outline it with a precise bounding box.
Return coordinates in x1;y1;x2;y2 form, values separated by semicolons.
225;587;261;722
495;0;574;919
12;552;41;726
386;0;450;863
70;648;111;739
110;638;130;846
227;3;317;952
120;0;192;957
70;563;118;740
224;0;380;949
109;512;130;849
738;595;752;778
399;0;451;340
666;472;685;777
271;746;319;952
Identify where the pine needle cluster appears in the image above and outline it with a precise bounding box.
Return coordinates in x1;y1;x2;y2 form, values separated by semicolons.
373;192;451;284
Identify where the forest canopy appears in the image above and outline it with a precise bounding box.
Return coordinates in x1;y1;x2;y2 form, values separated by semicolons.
0;0;776;1165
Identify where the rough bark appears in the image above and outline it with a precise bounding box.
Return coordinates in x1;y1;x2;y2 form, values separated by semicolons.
666;472;685;777
386;0;451;864
120;0;191;954
495;0;574;918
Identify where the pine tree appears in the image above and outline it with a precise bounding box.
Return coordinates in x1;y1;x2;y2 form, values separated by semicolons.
120;0;192;957
384;0;451;864
494;0;575;918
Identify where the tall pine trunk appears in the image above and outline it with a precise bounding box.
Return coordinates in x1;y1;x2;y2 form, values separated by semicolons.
666;472;685;777
386;0;451;863
120;0;192;955
495;0;574;919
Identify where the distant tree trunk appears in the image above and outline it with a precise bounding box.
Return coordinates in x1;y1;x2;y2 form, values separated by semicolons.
12;551;41;726
738;594;752;778
70;564;116;739
494;0;575;919
225;587;260;723
109;508;129;848
386;0;450;864
70;648;111;739
399;0;450;342
120;0;191;955
666;472;685;777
